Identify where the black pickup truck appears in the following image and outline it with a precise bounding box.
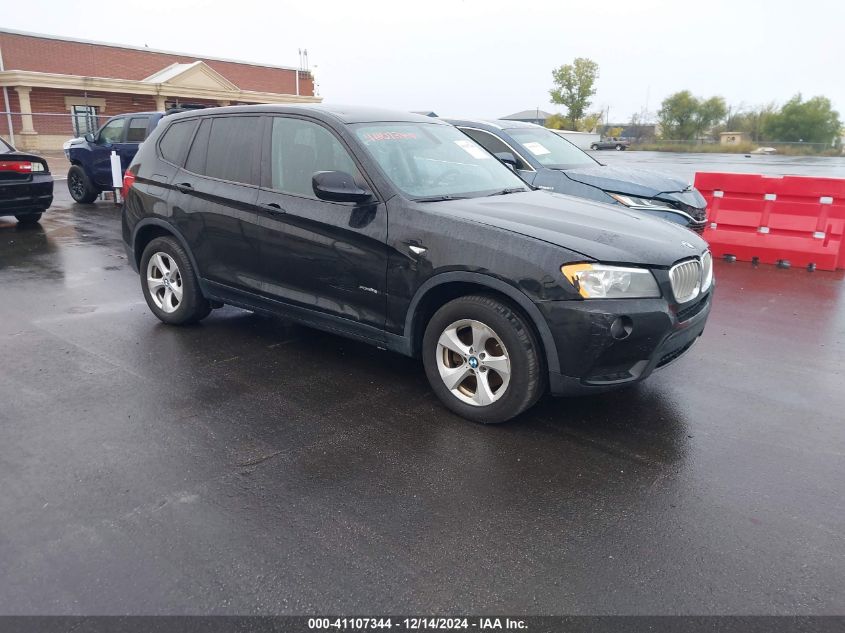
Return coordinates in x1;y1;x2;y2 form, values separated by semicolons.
590;137;630;151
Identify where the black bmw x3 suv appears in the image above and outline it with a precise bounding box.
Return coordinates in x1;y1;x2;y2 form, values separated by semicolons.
122;105;713;423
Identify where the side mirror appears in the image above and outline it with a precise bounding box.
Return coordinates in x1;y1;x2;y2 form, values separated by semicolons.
84;132;96;143
494;152;518;170
312;170;372;204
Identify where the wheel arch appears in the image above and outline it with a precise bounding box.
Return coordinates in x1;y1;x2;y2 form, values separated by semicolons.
404;272;559;373
132;219;204;289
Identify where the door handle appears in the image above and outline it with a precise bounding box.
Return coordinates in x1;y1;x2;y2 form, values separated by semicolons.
175;182;193;193
263;202;285;214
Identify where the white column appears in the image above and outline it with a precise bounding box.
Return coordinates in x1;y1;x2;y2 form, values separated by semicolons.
14;87;36;134
217;100;230;107
154;95;167;112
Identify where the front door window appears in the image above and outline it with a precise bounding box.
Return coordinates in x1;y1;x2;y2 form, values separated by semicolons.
98;118;126;144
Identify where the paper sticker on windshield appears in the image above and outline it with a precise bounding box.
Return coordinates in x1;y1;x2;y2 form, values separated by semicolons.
454;139;491;159
363;131;417;142
523;141;551;156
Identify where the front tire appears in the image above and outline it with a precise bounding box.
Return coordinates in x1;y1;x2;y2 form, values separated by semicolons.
590;144;599;151
15;213;42;225
422;295;544;424
615;144;623;151
67;165;99;204
140;236;211;325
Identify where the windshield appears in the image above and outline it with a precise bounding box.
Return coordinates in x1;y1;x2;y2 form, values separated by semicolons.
507;127;596;169
0;137;13;153
353;122;528;199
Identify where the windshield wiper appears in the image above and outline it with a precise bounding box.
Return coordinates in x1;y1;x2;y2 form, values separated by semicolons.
414;194;471;202
485;187;528;196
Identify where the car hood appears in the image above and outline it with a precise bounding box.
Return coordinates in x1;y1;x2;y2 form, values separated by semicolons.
63;137;86;151
562;165;704;206
427;191;707;267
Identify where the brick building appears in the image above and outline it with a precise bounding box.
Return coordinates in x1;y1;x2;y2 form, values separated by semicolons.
0;29;320;150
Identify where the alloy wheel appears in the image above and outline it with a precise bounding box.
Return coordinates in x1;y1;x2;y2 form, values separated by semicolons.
69;173;85;199
146;252;183;313
435;319;511;406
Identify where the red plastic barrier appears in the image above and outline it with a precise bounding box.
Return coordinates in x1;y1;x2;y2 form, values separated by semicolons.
695;172;845;271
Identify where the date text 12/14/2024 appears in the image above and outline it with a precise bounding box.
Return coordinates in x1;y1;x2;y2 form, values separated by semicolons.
307;618;528;630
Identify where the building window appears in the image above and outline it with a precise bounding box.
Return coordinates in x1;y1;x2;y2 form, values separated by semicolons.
72;105;98;137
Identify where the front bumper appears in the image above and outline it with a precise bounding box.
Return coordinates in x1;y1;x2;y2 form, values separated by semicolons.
0;175;54;215
539;289;712;396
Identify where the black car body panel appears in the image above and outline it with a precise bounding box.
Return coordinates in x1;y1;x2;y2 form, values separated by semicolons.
445;119;708;232
123;104;712;396
0;143;53;217
419;191;704;266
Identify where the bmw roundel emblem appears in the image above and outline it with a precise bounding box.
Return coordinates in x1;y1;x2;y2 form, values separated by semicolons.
681;241;696;249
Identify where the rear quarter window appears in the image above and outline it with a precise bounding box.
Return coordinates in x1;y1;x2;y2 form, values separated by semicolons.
158;119;199;166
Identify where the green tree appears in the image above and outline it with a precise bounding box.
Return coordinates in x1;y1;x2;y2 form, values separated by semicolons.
544;113;568;130
657;90;699;140
658;91;726;140
544;111;601;132
549;58;599;129
735;103;778;142
762;95;841;144
695;97;727;138
577;112;603;132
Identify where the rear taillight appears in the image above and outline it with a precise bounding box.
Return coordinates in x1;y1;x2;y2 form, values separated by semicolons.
122;170;136;198
0;160;44;173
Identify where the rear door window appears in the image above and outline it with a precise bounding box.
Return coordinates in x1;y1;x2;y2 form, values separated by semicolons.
185;119;211;174
202;116;261;185
126;117;151;142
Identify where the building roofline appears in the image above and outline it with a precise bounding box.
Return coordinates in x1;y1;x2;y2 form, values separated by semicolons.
0;28;306;74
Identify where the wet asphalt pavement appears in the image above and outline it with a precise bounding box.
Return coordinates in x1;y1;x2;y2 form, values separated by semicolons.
595;150;845;182
0;186;843;616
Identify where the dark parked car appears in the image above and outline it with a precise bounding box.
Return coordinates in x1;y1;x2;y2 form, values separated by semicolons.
445;119;707;232
590;137;630;150
123;105;713;424
65;106;205;203
0;136;53;224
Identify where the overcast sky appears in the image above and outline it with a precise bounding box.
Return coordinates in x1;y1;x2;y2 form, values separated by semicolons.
1;0;841;122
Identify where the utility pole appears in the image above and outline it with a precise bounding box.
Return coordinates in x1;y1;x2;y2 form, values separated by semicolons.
0;46;14;147
296;49;301;96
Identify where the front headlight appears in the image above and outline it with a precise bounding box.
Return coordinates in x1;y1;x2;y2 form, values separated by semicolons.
608;192;676;211
561;263;661;299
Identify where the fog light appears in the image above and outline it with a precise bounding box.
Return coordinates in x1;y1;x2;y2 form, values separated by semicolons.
610;316;633;340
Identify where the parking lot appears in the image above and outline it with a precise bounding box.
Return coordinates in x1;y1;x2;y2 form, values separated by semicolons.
596;150;845;182
1;177;843;615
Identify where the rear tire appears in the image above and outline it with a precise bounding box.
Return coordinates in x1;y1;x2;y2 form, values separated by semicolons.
422;294;544;424
590;144;599;150
67;165;99;204
140;236;211;325
615;144;623;151
15;213;42;225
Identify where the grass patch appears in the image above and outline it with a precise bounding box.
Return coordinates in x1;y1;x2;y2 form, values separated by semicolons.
631;142;841;156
